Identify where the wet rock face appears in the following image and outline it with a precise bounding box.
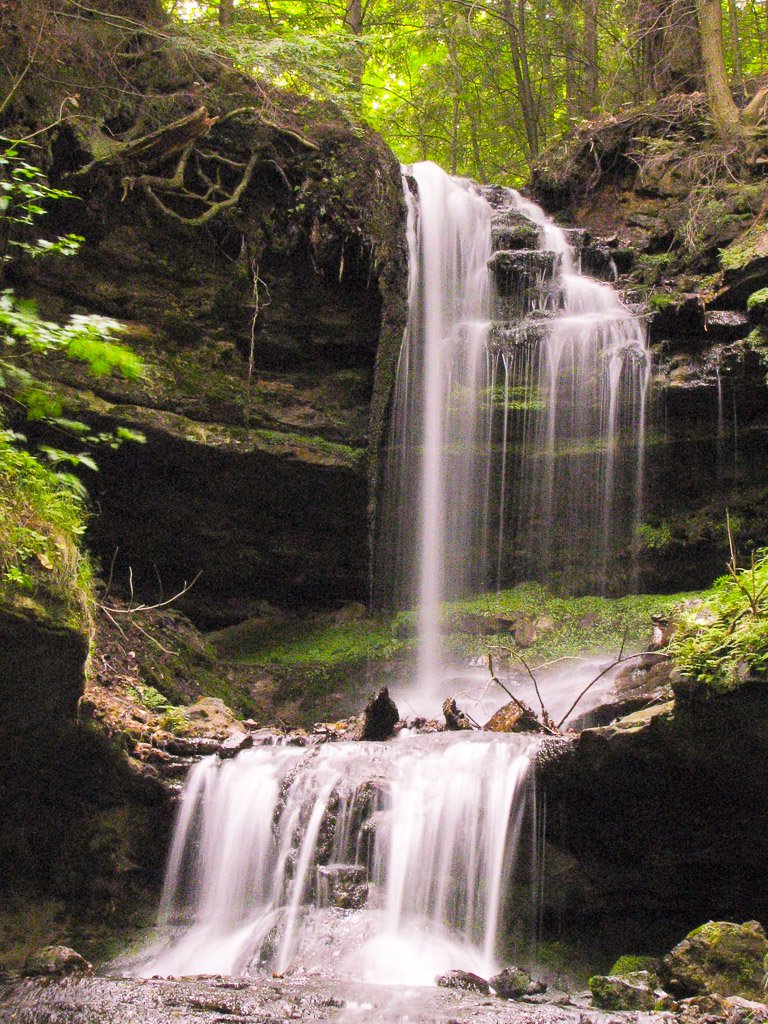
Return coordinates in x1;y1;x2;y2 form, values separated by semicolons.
1;16;408;626
540;689;768;957
661;921;768;1000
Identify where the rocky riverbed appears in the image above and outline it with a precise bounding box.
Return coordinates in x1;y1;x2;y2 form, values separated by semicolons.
0;973;666;1024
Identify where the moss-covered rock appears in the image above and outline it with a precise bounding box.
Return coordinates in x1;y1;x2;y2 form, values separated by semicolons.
589;971;663;1010
661;920;768;999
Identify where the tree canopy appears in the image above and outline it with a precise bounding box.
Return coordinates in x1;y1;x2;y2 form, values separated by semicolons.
166;0;768;183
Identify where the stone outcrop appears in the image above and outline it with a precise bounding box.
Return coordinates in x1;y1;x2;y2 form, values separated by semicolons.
531;91;768;591
539;684;768;957
1;0;408;626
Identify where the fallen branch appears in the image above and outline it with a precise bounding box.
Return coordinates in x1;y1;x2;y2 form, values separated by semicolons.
555;649;670;730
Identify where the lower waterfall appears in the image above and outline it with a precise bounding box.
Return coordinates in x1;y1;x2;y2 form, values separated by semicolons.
131;735;537;984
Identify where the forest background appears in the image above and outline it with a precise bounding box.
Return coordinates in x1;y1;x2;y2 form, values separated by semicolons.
165;0;768;183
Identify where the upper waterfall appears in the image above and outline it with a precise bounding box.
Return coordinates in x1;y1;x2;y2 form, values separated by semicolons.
375;162;650;705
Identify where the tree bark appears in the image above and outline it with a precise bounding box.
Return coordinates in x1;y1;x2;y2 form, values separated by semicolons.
219;0;234;28
583;0;600;114
697;0;743;139
635;0;703;95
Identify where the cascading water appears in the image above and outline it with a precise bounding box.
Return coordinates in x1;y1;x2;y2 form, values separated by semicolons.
376;162;650;705
130;162;651;989
377;163;493;695
130;735;537;985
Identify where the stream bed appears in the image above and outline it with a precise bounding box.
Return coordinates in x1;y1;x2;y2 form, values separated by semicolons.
0;973;670;1024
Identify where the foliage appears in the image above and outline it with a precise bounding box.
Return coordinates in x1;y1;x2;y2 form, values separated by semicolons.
0;427;91;607
165;0;768;184
668;549;768;692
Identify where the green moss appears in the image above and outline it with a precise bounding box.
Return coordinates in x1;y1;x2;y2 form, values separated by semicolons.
747;287;768;312
648;293;673;311
720;219;768;272
610;955;660;976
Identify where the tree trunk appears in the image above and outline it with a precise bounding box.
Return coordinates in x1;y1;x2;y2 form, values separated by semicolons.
219;0;234;28
635;0;703;95
726;0;743;88
697;0;743;139
343;0;365;97
583;0;600;114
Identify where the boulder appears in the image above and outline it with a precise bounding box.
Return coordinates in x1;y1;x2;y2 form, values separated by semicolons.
436;970;490;994
661;920;768;1000
589;970;666;1010
25;946;92;977
359;688;399;741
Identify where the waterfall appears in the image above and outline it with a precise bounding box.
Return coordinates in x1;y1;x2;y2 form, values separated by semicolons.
129;162;651;988
377;163;493;693
376;162;650;703
130;735;536;984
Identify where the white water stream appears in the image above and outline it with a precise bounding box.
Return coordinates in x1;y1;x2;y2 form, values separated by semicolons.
378;162;650;706
131;734;536;984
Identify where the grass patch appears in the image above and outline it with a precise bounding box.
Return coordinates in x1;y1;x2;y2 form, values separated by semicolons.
226;583;697;675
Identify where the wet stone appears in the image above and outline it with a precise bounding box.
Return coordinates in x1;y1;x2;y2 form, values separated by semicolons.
436;970;491;994
316;864;369;909
218;731;254;759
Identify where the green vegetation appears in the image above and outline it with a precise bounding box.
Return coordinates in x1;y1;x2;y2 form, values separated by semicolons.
610;955;660;976
0;140;147;622
0;429;91;626
166;0;767;184
668;548;768;693
217;584;696;724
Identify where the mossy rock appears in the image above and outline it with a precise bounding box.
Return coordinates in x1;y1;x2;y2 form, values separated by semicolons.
661;920;768;999
748;288;768;327
589;971;662;1010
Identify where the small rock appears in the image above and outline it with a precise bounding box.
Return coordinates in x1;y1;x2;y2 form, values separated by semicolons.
25;945;92;977
436;970;490;994
359;688;399;741
514;616;538;648
443;698;474;731
218;731;254;759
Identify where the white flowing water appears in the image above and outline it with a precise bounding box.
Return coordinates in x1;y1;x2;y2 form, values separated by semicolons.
130;734;537;985
377;162;650;705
